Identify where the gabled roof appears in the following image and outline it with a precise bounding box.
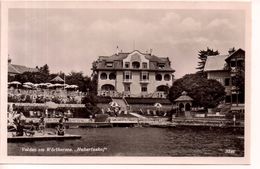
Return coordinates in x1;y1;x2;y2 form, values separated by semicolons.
50;76;64;82
204;55;229;72
175;95;193;102
225;48;245;62
8;64;38;74
174;91;193;102
95;50;174;71
98;50;169;63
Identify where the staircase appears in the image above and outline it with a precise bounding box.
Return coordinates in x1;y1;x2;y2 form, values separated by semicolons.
112;98;130;114
129;112;147;119
184;111;192;118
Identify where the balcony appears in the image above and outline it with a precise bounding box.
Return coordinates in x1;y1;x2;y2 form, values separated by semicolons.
140;79;149;84
123;79;132;83
98;90;122;97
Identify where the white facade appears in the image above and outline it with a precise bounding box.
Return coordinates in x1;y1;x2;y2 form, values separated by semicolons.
94;50;175;98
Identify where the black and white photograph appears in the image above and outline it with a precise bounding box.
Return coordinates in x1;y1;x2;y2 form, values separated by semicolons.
0;0;251;164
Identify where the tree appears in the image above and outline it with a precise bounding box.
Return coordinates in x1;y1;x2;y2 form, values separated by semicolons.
196;47;219;73
39;64;50;75
64;71;87;92
14;71;49;84
168;73;225;108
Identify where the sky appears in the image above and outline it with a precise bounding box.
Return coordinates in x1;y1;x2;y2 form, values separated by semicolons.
8;8;245;78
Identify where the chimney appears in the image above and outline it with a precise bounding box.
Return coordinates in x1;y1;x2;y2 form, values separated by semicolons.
116;46;119;55
228;47;235;55
150;48;153;55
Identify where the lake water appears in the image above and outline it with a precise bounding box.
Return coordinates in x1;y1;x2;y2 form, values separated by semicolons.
8;127;244;156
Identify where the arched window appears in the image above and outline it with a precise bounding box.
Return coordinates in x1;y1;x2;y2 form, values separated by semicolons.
156;85;169;92
185;103;191;111
101;84;115;91
100;73;107;80
164;74;171;81
155;74;162;81
132;61;140;68
109;73;116;80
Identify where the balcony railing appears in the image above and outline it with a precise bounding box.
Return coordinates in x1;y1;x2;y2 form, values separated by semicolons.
98;90;122;97
123;79;132;83
140;79;149;83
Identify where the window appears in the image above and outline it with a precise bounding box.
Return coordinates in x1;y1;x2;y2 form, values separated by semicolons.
124;84;131;91
224;78;230;86
109;73;116;80
230;61;236;67
125;62;130;68
158;63;165;69
164;74;171;81
106;62;113;67
100;73;107;80
132;61;140;68
155;74;162;81
142;62;148;69
124;71;132;80
141;86;147;92
140;72;149;81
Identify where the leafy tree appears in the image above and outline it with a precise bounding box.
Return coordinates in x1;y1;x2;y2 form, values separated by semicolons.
14;71;49;84
65;71;86;92
196;47;219;73
168;73;225;108
82;93;101;116
39;64;50;75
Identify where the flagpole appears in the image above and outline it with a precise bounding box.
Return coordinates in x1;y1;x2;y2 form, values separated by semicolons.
64;73;66;91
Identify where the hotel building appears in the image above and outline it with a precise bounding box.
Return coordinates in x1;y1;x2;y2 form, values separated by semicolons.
93;50;175;98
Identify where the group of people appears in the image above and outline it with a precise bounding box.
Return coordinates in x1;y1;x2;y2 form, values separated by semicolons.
8;111;66;137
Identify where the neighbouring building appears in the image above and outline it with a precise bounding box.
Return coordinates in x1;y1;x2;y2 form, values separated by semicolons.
8;58;39;76
92;49;175;98
204;48;245;105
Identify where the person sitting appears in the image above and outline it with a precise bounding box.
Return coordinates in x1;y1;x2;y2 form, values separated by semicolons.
56;121;65;136
38;117;45;134
24;120;35;136
15;121;24;136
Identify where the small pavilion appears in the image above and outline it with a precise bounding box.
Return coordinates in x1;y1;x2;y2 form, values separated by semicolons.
174;91;193;117
50;75;65;84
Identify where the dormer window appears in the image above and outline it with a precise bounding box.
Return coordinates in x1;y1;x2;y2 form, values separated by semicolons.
106;62;113;67
158;63;165;69
142;62;148;69
125;62;130;68
132;61;140;69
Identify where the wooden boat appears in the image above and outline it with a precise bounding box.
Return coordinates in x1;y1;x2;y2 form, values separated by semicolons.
8;132;81;143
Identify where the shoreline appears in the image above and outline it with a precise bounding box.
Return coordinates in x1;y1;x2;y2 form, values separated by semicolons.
18;117;244;130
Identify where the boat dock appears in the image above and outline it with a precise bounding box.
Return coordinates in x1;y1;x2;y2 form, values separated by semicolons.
8;132;81;143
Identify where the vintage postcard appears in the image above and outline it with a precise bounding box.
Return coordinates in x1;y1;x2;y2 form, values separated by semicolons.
0;0;251;164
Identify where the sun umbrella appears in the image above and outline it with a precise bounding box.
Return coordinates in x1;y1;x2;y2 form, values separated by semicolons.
109;101;120;108
45;83;52;86
47;84;55;88
23;82;34;86
23;84;32;89
154;103;162;108
65;85;78;89
70;85;78;88
10;81;21;88
39;83;47;86
10;81;21;85
54;83;63;87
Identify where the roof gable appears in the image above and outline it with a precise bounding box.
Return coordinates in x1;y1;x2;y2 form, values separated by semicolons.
8;64;38;74
225;48;245;62
204;55;229;72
